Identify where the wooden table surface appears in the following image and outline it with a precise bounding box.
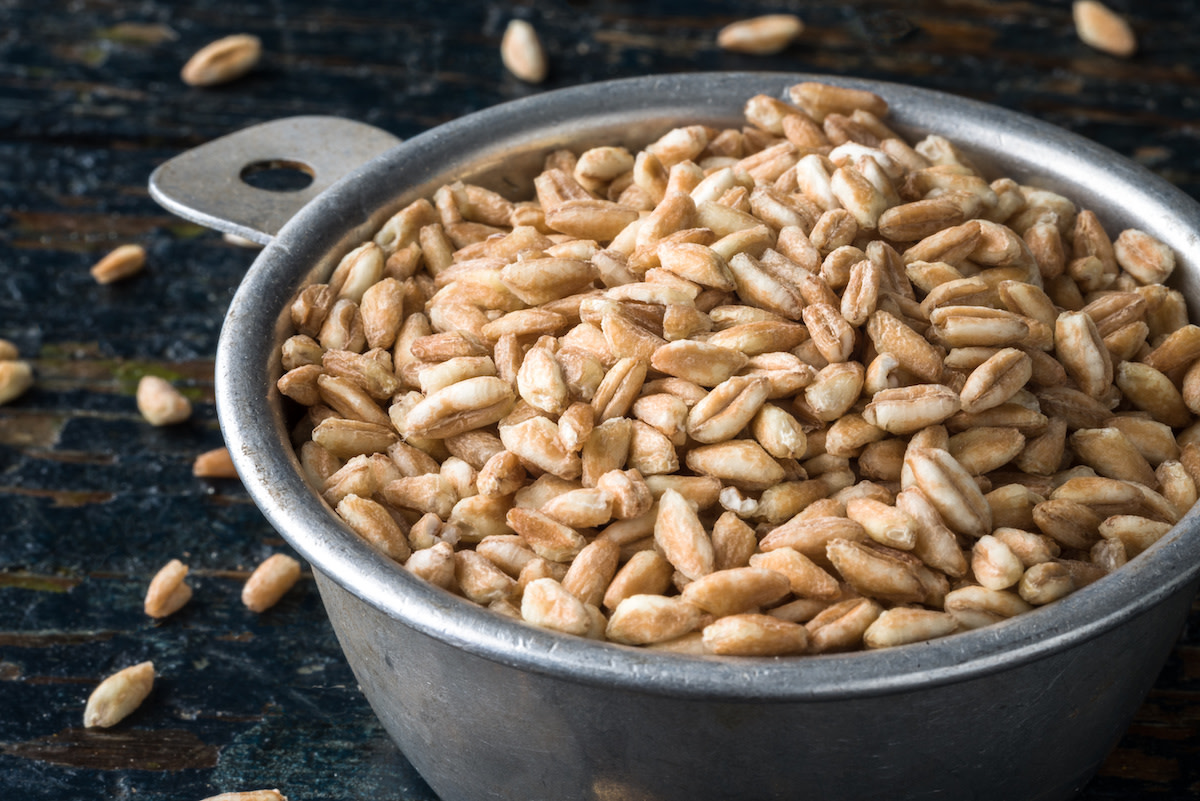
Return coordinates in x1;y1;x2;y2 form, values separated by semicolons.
2;1;1199;799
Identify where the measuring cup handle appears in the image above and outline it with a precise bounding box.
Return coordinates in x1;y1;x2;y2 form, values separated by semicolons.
148;116;402;245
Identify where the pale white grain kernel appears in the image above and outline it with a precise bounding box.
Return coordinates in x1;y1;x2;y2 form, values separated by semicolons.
716;14;804;55
136;375;192;426
501;20;548;84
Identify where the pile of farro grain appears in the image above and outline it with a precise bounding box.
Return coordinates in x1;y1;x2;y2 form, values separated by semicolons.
275;80;1200;657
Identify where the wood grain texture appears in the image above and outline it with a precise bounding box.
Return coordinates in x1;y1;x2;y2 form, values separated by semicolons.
1;0;1198;799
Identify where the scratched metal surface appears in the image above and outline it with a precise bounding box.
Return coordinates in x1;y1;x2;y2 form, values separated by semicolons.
1;0;1198;799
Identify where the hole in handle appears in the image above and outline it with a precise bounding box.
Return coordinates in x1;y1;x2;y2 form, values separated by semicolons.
239;159;315;192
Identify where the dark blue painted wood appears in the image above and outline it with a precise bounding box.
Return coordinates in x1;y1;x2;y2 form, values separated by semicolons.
1;1;1198;798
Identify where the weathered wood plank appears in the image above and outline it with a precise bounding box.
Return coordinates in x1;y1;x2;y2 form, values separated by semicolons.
2;0;1200;799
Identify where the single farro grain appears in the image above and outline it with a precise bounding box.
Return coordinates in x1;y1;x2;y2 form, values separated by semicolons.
0;359;33;405
716;14;804;55
242;554;301;612
136;375;192;426
193;446;238;478
1073;1;1136;57
84;661;155;728
144;559;192;618
501;20;548;84
181;34;262;86
90;244;146;284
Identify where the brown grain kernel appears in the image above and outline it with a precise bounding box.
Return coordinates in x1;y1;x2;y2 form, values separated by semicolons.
338;494;412;562
907;447;992;538
703;613;809;656
523;577;592;635
1098;514;1173;557
945;586;1032;629
1018;562;1075;605
1073;1;1136;57
863;384;961;435
561;539;621;607
863;608;958;649
608;594;703;645
193;446;238;479
654;488;715;580
0;360;34;406
455;550;517;604
1114;228;1174;284
144;559;192;618
84;661;155;728
181;33;262;86
806;598;883;653
788;82;888;123
405;541;458;591
749;548;840;600
826;539;925;604
90;244;146;284
603;550;674;612
241;553;302;612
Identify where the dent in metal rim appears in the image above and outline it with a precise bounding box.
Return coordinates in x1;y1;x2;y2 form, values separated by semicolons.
213;71;1200;701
